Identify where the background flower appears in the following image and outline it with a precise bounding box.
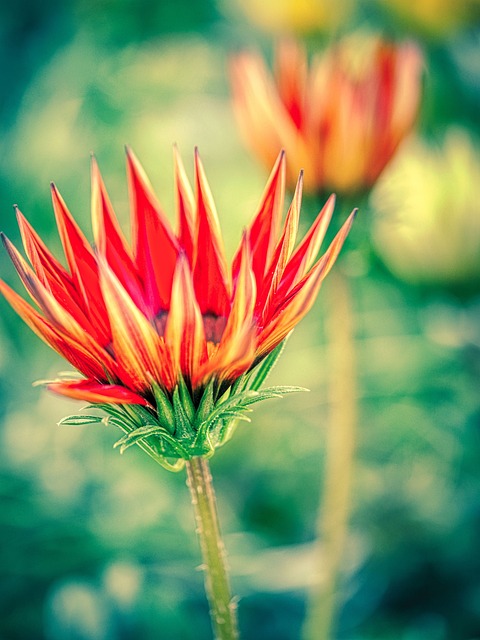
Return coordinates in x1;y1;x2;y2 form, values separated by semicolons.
372;128;480;289
230;34;423;195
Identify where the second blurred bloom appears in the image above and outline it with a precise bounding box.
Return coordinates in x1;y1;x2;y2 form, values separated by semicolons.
230;34;423;196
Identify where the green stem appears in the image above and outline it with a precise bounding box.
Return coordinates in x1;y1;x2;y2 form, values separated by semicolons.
303;270;357;640
185;457;239;640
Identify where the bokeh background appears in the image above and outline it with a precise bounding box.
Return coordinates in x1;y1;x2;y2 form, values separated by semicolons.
1;1;480;639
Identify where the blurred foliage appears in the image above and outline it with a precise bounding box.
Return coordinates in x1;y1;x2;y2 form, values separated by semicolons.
0;1;480;639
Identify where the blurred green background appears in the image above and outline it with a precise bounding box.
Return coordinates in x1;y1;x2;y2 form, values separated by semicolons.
1;1;480;639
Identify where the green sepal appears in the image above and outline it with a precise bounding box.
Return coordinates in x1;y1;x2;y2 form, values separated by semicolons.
194;378;216;429
58;415;105;426
172;387;195;440
55;338;307;471
177;376;196;423
150;378;175;433
114;424;168;454
246;339;288;391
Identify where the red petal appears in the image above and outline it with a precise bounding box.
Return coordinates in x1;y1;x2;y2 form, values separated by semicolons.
232;150;285;284
164;255;208;385
127;147;179;314
0;277;111;380
16;208;82;309
91;157;145;313
16;206;111;348
199;233;257;385
47;379;150;406
174;146;195;263
274;194;336;301
257;210;356;355
98;257;176;392
256;172;303;321
192;149;231;317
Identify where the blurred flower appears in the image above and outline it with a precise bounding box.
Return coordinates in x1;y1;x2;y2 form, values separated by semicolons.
372;128;480;288
378;0;480;38
0;149;354;467
231;0;354;36
230;35;423;195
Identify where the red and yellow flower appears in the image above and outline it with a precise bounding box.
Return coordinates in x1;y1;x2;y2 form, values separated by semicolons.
230;35;423;195
1;149;354;466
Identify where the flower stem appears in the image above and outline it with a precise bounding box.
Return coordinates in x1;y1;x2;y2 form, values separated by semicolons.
185;456;239;640
303;270;357;640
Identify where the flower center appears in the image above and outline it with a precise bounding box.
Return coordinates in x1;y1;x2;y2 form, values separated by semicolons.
154;311;226;345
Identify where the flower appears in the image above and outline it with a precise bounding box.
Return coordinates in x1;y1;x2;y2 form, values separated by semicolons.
230;35;423;195
372;128;480;289
231;0;354;36
378;0;480;38
1;149;354;467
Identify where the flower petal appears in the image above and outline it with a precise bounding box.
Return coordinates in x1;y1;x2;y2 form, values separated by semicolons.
0;277;111;380
47;379;150;406
91;156;145;312
174;146;195;264
276;194;336;297
98;257;176;391
199;232;257;385
232;150;285;284
256;172;303;320
164;255;208;385
257;209;356;355
193;149;231;317
127;147;179;314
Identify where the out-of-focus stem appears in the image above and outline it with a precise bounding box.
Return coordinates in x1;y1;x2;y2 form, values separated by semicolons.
185;456;239;640
304;269;357;640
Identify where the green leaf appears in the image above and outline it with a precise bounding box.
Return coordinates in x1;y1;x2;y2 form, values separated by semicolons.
247;338;288;391
260;385;308;395
58;415;104;426
114;424;168;454
156;458;186;472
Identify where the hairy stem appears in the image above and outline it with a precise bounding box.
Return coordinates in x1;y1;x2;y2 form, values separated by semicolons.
186;457;239;640
304;270;357;640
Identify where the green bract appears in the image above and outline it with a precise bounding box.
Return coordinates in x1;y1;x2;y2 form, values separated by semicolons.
57;340;307;472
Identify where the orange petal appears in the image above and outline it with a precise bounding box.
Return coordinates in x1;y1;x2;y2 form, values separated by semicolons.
47;379;150;406
15;210;111;342
192;149;231;317
232;150;285;284
98;257;175;392
91;156;145;312
16;208;79;304
0;278;111;380
257;209;356;355
174;146;195;263
164;255;208;384
127;147;179;314
277;194;336;296
256;172;303;319
199;233;257;385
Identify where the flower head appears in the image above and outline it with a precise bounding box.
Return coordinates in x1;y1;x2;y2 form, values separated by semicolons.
1;149;354;468
233;0;354;36
230;35;423;195
372;129;480;289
